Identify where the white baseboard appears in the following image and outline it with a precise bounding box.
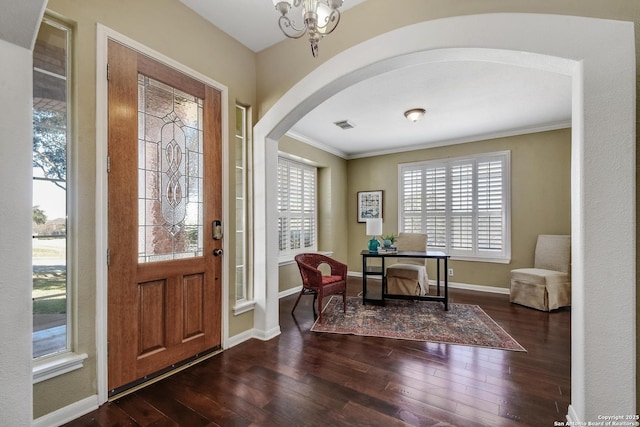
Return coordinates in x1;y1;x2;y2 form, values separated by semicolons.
250;325;281;341
279;285;302;298
348;271;510;295
446;281;510;295
225;328;257;348
566;404;579;424
33;395;98;427
226;325;282;348
221;285;300;349
348;271;381;280
226;285;302;349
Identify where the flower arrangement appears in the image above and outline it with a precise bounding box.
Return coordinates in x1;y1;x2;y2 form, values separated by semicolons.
382;233;397;247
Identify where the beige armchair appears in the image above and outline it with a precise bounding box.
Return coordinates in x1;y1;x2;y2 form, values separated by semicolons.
386;232;429;296
510;234;571;311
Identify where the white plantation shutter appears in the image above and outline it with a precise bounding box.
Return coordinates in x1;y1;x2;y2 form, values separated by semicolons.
278;157;317;257
425;166;446;248
450;162;473;252
401;167;424;233
399;151;510;262
277;162;288;252
302;167;315;248
477;159;504;253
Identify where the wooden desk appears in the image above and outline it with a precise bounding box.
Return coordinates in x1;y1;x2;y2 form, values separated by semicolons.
360;250;450;310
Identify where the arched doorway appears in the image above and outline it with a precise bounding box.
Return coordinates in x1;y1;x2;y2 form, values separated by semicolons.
254;13;635;422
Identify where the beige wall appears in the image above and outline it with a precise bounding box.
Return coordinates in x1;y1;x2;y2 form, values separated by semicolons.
277;135;349;293
347;129;571;288
37;0;256;417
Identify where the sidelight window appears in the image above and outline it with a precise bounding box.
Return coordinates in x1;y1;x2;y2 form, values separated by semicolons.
32;18;71;359
235;105;249;303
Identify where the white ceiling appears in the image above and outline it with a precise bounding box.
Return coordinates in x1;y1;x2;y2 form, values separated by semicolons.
290;60;571;158
180;0;572;159
0;0;45;49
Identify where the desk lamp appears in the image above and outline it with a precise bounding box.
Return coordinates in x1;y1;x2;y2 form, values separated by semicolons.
366;218;382;253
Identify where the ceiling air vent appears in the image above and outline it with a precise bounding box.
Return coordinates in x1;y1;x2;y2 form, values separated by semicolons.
333;120;355;130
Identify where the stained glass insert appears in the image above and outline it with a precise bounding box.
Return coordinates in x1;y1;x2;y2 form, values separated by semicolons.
138;74;204;262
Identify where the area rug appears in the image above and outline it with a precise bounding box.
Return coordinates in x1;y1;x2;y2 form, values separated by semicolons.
311;296;525;352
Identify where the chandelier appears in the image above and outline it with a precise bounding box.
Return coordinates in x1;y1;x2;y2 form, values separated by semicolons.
272;0;344;57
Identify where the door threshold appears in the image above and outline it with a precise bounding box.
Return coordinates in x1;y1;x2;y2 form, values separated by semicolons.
108;346;223;400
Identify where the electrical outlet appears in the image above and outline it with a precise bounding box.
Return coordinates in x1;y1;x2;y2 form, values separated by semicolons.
448;268;454;276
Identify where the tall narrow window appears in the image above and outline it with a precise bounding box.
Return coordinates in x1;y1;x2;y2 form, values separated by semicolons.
399;151;510;262
32;19;71;358
277;157;317;258
235;105;248;302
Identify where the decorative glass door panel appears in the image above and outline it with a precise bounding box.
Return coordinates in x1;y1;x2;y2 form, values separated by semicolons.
138;75;204;263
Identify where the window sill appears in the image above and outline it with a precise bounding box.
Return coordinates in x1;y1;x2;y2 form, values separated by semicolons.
449;255;511;264
233;300;256;316
33;351;88;384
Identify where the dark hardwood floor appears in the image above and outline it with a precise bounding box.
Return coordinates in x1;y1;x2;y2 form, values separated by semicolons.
65;278;571;426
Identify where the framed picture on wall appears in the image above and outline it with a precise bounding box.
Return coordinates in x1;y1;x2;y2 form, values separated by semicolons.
357;190;383;223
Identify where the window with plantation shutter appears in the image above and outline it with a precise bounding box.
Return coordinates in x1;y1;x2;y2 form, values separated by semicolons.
477;159;504;252
450;162;474;252
278;157;317;258
398;151;510;262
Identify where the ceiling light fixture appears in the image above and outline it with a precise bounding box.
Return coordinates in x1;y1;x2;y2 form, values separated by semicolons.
272;0;343;58
404;108;426;123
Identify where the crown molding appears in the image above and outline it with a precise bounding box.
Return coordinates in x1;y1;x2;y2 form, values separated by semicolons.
287;121;571;160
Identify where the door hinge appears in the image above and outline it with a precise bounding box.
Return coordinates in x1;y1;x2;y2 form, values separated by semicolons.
107;156;111;173
107;248;111;266
106;63;110;81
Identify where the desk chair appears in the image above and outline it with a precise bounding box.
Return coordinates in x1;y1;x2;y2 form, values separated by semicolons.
386;233;429;296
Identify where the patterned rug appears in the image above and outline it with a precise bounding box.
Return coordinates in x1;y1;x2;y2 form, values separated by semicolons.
311;296;526;352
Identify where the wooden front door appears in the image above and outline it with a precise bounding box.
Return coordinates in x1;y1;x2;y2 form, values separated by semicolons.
107;40;222;394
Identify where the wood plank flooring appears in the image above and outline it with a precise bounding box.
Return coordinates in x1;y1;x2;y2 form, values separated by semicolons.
65;278;571;426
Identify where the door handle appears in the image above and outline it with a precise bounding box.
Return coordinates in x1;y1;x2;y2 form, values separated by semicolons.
213;249;223;256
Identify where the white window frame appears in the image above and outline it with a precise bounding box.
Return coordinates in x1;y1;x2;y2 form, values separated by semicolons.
277;154;317;263
398;151;511;263
32;17;87;382
233;104;255;315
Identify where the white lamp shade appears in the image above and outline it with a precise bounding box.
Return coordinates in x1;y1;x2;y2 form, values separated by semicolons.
365;218;383;236
273;0;293;5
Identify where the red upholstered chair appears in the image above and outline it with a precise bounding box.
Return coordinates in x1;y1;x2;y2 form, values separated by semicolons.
293;253;347;323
